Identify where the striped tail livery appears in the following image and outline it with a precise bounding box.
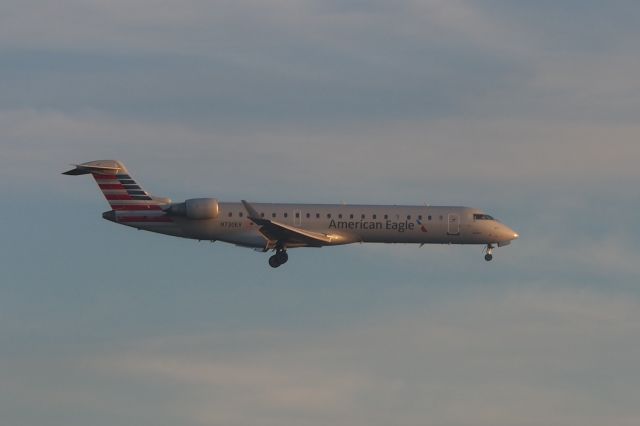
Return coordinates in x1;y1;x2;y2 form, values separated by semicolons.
63;160;173;225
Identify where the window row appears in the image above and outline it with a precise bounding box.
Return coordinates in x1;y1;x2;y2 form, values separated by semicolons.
226;211;445;221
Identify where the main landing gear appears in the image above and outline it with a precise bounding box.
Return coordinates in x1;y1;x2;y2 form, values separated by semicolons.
268;247;289;268
484;244;494;262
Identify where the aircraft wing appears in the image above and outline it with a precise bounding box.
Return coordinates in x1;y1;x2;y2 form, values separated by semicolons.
242;200;334;247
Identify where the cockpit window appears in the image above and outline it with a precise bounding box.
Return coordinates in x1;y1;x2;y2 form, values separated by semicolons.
473;214;494;221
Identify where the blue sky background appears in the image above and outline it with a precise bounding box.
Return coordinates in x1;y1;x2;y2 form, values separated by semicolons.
2;1;640;425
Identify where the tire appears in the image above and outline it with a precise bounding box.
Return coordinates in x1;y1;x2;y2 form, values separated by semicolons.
268;255;280;268
276;251;289;265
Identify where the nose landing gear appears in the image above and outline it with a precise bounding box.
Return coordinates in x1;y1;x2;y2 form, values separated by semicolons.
268;247;289;268
484;244;494;261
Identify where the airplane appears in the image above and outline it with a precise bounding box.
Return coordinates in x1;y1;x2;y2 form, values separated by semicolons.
64;160;519;267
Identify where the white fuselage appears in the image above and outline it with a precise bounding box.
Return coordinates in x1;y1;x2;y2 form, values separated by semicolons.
112;202;519;250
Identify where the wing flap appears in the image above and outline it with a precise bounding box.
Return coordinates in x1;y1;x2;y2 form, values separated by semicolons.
260;220;333;245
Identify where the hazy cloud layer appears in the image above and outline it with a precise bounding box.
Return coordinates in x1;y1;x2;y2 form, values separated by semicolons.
3;109;639;200
2;1;639;124
4;287;639;426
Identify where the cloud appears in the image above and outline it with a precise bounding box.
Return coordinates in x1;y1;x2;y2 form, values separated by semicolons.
4;109;639;200
3;1;640;127
0;1;536;124
113;356;365;414
84;286;640;426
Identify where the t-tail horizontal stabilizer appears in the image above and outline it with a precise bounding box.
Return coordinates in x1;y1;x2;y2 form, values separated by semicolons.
62;161;122;176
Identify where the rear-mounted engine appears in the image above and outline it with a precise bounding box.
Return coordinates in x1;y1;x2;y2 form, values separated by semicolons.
165;198;219;220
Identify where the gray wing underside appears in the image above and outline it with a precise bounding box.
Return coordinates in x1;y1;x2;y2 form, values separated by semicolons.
241;200;333;247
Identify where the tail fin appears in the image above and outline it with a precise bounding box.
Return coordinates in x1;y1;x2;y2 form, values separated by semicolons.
63;160;170;211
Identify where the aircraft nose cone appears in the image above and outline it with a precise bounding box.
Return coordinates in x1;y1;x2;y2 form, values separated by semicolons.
500;225;519;241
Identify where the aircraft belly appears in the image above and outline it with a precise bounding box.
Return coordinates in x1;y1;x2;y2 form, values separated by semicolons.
119;222;185;237
351;225;480;245
182;220;265;244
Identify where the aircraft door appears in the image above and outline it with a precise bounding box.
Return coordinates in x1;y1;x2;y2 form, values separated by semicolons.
294;209;302;226
447;213;460;235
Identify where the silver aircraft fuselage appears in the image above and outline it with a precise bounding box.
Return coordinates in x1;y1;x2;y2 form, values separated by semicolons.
65;160;519;267
131;202;518;248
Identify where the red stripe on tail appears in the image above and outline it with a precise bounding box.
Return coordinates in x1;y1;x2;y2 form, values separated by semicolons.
93;174;119;180
99;184;126;190
105;194;133;201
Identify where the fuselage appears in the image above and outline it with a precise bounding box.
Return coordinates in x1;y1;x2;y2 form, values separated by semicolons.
107;202;519;250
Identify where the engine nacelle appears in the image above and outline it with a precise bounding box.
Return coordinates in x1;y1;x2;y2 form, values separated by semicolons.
167;198;219;220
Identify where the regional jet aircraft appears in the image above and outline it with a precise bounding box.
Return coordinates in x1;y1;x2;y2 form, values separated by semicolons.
64;160;519;267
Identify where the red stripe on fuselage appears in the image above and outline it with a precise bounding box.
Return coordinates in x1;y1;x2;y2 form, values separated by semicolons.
112;205;163;211
118;216;173;223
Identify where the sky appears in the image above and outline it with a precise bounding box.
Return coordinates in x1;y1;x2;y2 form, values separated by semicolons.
2;1;640;425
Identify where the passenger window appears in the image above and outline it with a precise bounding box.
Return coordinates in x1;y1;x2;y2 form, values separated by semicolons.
316;213;320;219
272;213;276;218
384;214;388;219
228;212;232;217
407;215;411;220
239;212;243;217
284;212;288;218
361;214;366;219
350;214;354;219
306;213;310;218
418;215;422;220
260;212;265;218
428;215;432;221
338;214;343;219
439;215;443;220
327;213;332;219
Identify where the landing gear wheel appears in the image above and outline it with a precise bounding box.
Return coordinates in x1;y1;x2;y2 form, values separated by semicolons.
268;255;281;268
268;245;289;268
484;244;494;262
276;250;288;265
